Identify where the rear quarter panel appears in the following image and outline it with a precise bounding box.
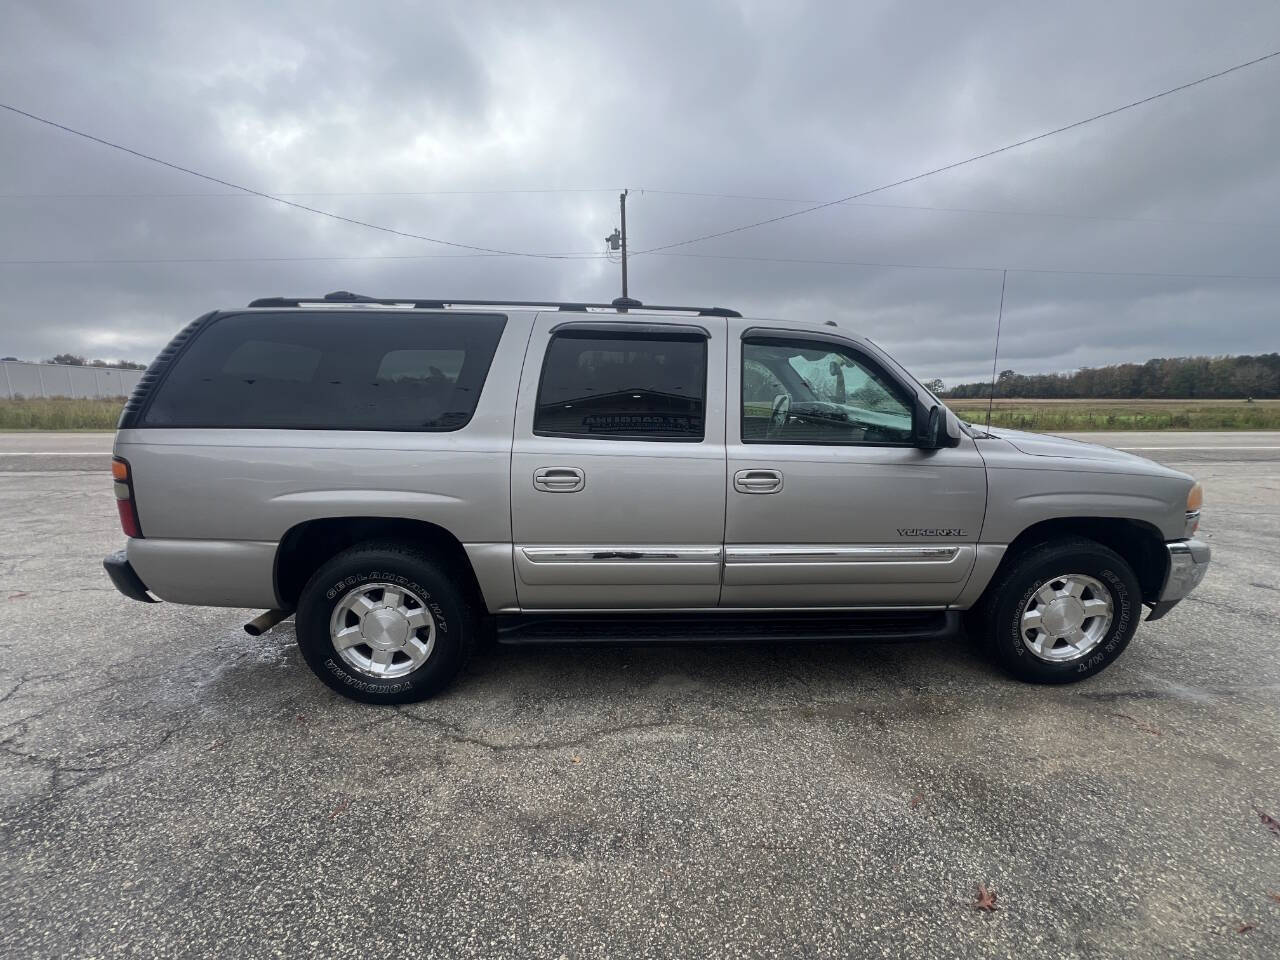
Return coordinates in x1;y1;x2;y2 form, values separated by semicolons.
118;429;512;543
115;310;531;608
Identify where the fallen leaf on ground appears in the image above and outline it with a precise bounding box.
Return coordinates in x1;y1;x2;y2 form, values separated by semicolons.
570;755;582;765
910;793;923;809
1109;712;1161;736
329;796;351;819
1237;923;1257;934
1253;805;1280;838
974;883;998;912
1269;892;1280;904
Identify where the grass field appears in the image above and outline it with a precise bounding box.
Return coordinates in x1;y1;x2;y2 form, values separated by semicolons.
1;396;1278;432
0;397;125;431
950;398;1280;432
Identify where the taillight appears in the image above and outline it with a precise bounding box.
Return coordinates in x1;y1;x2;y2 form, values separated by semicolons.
112;456;143;538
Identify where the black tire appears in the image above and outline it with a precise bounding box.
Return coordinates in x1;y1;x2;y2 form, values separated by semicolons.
974;537;1142;684
295;540;476;704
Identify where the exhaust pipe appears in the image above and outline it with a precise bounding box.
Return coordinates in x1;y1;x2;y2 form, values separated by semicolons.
244;609;292;637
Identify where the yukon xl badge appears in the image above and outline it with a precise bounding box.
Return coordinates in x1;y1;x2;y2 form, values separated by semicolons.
897;528;966;537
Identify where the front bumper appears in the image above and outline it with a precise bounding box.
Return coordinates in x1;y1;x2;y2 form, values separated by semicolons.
1146;538;1210;621
103;548;158;603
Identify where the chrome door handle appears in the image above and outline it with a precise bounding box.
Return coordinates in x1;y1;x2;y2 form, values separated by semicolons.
734;468;783;494
533;466;585;493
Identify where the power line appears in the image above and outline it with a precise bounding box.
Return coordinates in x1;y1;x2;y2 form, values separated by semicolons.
6;185;1278;232
636;49;1280;254
8;247;1280;282
634;190;1280;230
0;102;604;260
0;188;622;199
0;253;517;265
645;251;1280;282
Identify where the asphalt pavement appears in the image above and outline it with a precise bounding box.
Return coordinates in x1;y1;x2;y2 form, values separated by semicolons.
2;431;1278;958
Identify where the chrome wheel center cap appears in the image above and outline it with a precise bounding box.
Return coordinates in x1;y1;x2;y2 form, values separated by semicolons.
363;607;410;648
1041;597;1084;636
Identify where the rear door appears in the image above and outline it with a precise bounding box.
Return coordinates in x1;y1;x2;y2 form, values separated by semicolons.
509;313;728;609
723;321;987;607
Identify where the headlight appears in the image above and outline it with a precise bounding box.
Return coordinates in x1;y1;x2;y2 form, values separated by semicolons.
1185;481;1203;536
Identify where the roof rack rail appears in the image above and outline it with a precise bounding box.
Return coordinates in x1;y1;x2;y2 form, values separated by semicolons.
246;291;742;318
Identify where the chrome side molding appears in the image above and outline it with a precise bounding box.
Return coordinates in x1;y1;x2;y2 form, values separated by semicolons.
725;546;960;564
521;546;722;564
519;545;962;565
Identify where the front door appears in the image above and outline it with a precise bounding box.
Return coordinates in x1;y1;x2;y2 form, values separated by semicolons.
723;322;987;607
510;313;728;609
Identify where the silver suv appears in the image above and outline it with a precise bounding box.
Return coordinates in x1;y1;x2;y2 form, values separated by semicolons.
103;292;1210;703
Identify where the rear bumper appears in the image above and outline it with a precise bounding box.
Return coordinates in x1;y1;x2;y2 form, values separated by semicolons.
103;548;158;603
125;537;280;608
1147;538;1210;621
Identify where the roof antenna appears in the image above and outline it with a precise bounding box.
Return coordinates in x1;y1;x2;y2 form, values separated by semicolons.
985;269;1007;432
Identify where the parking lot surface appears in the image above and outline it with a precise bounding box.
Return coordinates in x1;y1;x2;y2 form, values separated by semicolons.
2;431;1278;958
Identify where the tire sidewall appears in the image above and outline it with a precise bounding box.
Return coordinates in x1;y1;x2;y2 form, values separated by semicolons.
996;546;1139;683
296;551;469;704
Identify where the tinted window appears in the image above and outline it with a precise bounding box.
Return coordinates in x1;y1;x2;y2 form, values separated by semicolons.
224;340;320;381
534;330;706;440
742;338;914;444
144;311;505;431
375;349;466;383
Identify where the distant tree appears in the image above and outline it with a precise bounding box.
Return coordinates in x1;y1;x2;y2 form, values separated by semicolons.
88;358;146;369
923;378;945;395
0;356;16;362
42;355;147;369
940;353;1280;400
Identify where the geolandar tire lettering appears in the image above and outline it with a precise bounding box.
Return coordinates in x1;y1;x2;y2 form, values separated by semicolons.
979;538;1142;685
296;541;475;704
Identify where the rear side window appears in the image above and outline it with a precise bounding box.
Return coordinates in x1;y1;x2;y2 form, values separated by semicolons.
534;330;706;440
142;311;505;431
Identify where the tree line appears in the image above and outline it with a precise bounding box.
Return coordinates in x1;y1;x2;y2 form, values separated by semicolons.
939;353;1280;400
0;353;147;370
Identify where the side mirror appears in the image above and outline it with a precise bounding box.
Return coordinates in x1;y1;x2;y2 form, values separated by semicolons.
916;403;954;449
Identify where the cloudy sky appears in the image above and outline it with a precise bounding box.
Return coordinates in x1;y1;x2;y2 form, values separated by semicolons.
2;1;1278;385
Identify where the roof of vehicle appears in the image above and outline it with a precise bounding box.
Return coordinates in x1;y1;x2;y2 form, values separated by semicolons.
244;291;743;318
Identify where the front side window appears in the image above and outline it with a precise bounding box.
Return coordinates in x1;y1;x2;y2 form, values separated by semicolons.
742;337;914;444
143;311;505;431
534;330;706;440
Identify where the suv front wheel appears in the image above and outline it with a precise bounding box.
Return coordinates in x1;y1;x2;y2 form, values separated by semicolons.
295;541;475;704
976;537;1142;684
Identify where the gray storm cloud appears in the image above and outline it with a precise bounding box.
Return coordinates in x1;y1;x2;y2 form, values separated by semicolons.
2;0;1278;385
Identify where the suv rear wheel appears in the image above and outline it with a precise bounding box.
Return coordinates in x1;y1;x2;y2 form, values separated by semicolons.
295;541;475;704
975;537;1141;684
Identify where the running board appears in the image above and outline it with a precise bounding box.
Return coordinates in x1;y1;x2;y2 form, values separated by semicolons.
495;610;960;645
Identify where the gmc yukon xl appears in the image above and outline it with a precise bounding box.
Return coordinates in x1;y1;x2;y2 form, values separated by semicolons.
103;292;1210;704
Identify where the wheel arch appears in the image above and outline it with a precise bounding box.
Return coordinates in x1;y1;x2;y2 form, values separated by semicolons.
981;517;1169;606
274;516;488;612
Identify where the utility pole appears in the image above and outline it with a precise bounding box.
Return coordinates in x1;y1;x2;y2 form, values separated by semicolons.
605;189;631;302
619;188;628;300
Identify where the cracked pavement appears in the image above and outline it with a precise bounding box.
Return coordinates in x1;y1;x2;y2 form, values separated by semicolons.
2;432;1279;959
